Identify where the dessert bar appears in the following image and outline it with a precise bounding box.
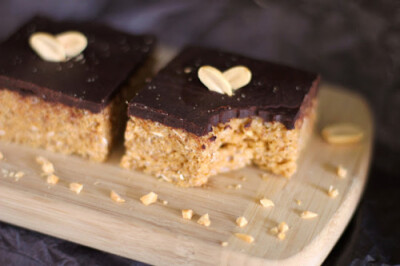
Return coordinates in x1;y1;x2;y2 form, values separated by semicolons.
0;16;155;161
122;46;319;186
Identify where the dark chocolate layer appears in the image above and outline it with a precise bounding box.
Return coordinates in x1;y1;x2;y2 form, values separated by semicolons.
129;46;319;136
0;16;155;113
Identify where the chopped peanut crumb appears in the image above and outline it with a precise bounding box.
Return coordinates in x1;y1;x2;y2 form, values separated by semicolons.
162;200;168;205
69;182;83;194
221;241;228;247
234;184;242;190
8;171;14;178
234;233;254;243
300;210;319;219
240;176;247;181
197;213;211;227
0;152;3;160
277;232;286;240
36;156;54;174
261;173;269;181
236;216;248;228
140;192;158;206
15;171;24;179
337;165;347;178
278;222;289;233
46;174;59;185
295;199;302;206
110;190;125;203
328;186;339;198
182;209;194;220
260;198;274;208
270;227;279;235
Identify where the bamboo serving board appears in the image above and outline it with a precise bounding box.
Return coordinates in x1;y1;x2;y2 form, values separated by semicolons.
0;84;373;265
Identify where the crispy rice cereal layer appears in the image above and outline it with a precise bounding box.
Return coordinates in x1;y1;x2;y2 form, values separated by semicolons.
0;59;153;161
121;100;317;187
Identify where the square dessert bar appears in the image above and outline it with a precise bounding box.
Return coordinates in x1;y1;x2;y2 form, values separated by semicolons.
122;46;320;186
0;16;155;161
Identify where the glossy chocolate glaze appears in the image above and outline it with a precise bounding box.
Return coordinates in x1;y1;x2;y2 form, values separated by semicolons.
0;16;155;113
129;46;319;136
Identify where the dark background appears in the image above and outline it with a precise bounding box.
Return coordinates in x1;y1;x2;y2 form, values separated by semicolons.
0;0;399;265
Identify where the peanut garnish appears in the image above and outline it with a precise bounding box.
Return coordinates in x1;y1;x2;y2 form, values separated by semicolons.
46;174;59;185
295;199;302;206
221;241;229;247
236;216;248;228
69;182;83;194
162;200;168;205
322;123;363;144
110;190;125;203
277;232;286;240
278;222;289;233
234;233;254;243
260;198;275;208
300;211;319;219
328;186;339;198
222;66;252;90
140;192;158;206
182;209;194;220
271;222;289;240
198;66;232;96
55;31;87;58
337;165;348;178
29;32;66;62
14;171;24;181
197;213;211;227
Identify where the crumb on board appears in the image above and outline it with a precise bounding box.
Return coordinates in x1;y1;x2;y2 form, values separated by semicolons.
36;156;55;174
300;210;318;219
234;233;254;243
182;209;194;220
337;165;347;178
140;192;158;206
328;185;339;198
197;213;211;227
110;190;125;203
278;222;289;233
277;232;286;240
162;200;168;205
221;241;228;247
236;216;248;228
295;199;302;206
261;173;269;180
260;198;274;208
69;182;83;194
240;176;247;181
46;174;59;185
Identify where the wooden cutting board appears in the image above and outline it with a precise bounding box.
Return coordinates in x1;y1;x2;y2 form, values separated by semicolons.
0;84;373;265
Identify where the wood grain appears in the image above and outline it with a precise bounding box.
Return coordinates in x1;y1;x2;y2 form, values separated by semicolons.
0;84;373;265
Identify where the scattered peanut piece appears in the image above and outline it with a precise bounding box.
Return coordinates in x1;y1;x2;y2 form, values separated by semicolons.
0;152;3;160
277;232;286;240
328;186;339;198
295;199;302;206
234;184;242;190
270;227;279;235
36;156;55;174
278;222;289;233
140;192;158;206
69;182;83;194
197;213;211;227
8;171;15;178
260;198;274;208
236;216;248;228
300;210;319;219
162;200;168;205
240;176;247;181
261;173;269;181
221;241;229;247
182;209;194;220
337;165;347;178
322;123;363;144
46;174;59;185
234;233;254;243
110;190;125;203
14;171;25;181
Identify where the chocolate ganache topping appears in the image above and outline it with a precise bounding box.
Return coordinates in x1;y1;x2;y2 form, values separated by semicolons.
129;46;319;136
